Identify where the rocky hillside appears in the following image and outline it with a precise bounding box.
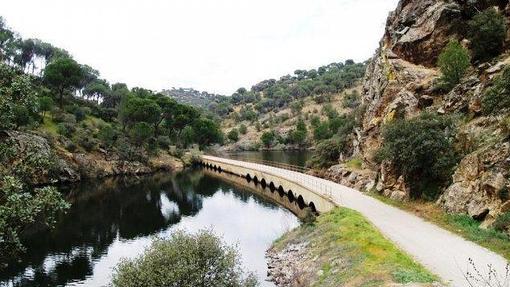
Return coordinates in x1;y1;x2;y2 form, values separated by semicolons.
324;0;510;227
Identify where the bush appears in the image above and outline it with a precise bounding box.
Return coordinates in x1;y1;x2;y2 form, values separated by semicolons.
117;137;147;162
307;136;346;168
239;124;247;134
56;122;76;137
157;135;172;149
98;124;118;148
482;67;510;115
73;107;87;122
468;8;507;62
437;40;470;90
77;133;98;152
38;96;54;118
377;113;458;199
111;230;258;287
493;212;510;233
228;128;239;142
343;90;361;108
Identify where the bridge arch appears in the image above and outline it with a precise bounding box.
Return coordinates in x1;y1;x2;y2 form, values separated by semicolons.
278;186;285;197
246;174;252;183
297;195;305;209
288;190;295;203
253;176;259;185
261;178;267;189
269;182;275;192
309;202;317;213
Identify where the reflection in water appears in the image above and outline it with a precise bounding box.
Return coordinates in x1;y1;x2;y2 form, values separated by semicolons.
1;170;299;287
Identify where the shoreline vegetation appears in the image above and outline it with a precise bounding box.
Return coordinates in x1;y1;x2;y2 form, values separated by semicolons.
267;207;438;286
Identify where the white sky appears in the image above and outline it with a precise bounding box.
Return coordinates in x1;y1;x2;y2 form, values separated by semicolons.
2;0;398;95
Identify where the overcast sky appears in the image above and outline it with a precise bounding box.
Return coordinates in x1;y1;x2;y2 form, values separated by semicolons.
2;0;398;95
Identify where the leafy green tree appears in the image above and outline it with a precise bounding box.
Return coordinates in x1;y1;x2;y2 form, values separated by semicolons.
0;64;39;130
228;128;239;142
83;79;110;103
98;124;118;148
260;131;276;148
129;122;153;145
377;113;458;199
192;118;224;146
468;8;507;62
288;118;307;146
38;96;54;118
111;230;258;287
482;67;510;114
239;124;247;135
313;122;331;141
43;57;84;108
437;40;470;90
0;176;70;261
181;126;195;148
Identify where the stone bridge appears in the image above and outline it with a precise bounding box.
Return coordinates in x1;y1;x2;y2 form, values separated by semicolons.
200;155;336;213
200;155;509;287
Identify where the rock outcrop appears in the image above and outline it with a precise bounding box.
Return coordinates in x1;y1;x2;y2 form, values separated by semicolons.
338;0;510;224
1;130;184;185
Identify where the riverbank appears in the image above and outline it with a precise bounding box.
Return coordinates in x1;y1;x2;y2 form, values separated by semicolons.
266;208;439;287
1;130;187;186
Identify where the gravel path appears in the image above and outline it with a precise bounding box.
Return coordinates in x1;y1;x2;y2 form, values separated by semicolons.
203;155;509;286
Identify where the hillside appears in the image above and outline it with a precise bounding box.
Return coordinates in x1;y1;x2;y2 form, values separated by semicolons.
219;61;366;151
313;0;510;235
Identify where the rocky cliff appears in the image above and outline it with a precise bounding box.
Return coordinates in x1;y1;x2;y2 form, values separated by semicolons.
326;0;510;226
1;130;184;186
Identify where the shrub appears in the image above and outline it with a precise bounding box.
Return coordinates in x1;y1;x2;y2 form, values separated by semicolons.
437;40;470;90
239;124;247;135
117;137;147;162
307;136;346;168
56;122;76;137
343;90;361;108
468;8;507;62
328;114;355;136
377;113;458;199
77;134;98;152
111;230;258;287
73;107;87;122
38;96;54;118
157;135;172;150
493;212;510;233
228;128;239;142
98;124;118;148
482;67;510;115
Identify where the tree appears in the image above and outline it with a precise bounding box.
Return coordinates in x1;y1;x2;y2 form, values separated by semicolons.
43;57;84;108
83;79;110;103
38;96;54;119
377;113;458;199
468;8;507;62
0;64;39;130
313;122;331;141
228;128;239;142
111;230;258;287
192;118;224;146
260;131;276;148
288;118;307;146
437;40;470;90
0;177;70;261
306;137;346;168
129;122;153;145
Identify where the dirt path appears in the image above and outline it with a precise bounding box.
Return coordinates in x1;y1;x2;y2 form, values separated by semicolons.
203;155;509;286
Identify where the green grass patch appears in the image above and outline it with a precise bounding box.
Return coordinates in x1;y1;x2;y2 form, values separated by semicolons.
39;114;59;135
369;192;510;260
273;208;438;286
346;158;363;170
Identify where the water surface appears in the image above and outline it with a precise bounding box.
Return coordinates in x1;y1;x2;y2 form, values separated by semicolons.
0;170;299;287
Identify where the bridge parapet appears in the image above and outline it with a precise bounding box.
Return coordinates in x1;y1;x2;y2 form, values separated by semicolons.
200;155;336;213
